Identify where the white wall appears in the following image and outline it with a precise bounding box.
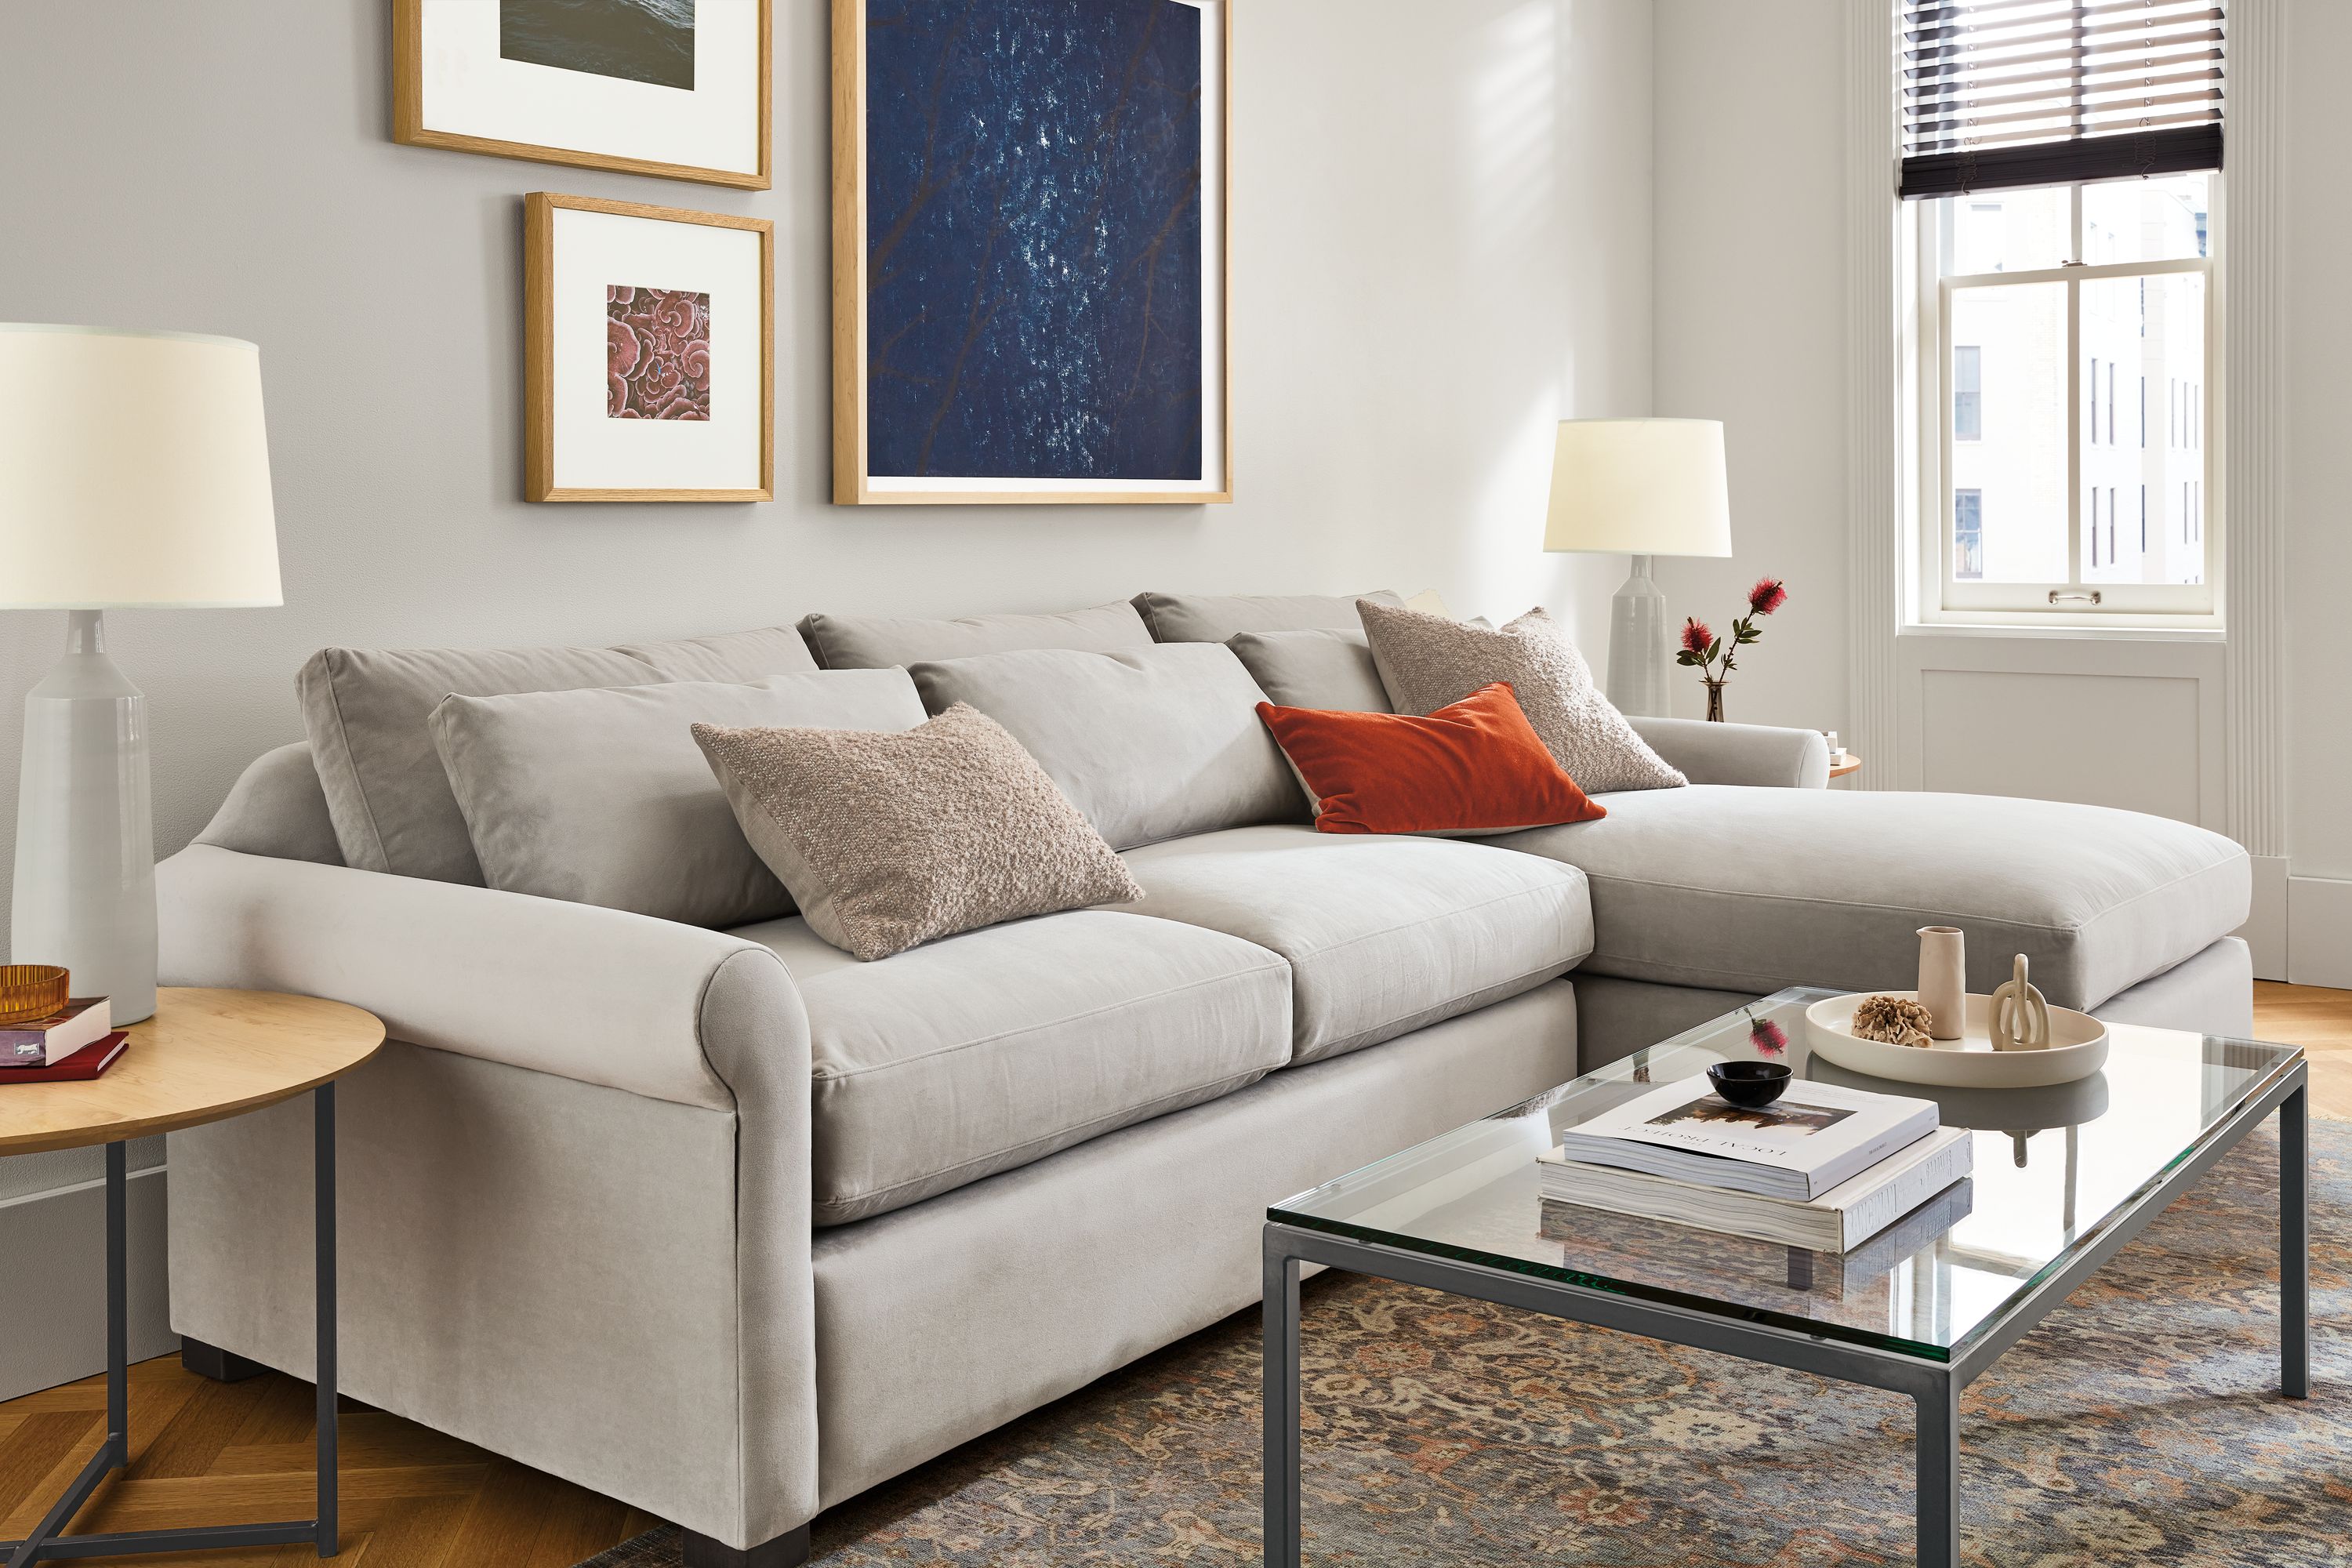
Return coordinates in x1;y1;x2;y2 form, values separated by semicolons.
1650;0;1849;733
0;0;1657;1392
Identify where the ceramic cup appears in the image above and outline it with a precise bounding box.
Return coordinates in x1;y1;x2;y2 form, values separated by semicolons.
1917;926;1966;1040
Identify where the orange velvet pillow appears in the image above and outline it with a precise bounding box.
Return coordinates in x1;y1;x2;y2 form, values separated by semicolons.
1256;681;1607;837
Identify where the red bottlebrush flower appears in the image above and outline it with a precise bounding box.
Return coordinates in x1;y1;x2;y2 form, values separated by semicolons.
1748;1014;1789;1056
1679;618;1713;655
1747;577;1788;616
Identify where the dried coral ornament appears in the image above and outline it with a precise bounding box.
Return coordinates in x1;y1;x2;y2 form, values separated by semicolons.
1851;993;1936;1048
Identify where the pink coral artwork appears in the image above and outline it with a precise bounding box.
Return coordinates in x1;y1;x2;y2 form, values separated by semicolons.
605;285;711;420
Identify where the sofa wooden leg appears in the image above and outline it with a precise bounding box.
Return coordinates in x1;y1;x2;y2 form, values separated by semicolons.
683;1524;811;1568
180;1336;268;1383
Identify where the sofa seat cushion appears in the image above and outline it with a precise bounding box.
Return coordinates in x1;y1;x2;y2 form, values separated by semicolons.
1116;826;1593;1065
1497;786;2251;1010
735;910;1290;1225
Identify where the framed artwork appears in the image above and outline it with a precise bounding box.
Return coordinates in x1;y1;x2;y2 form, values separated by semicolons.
524;192;774;502
831;0;1232;505
394;0;771;189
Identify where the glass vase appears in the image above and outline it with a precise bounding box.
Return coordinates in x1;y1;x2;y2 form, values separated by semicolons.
1704;679;1726;723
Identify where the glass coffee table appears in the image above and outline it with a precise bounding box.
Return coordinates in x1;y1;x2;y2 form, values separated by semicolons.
1261;988;2309;1568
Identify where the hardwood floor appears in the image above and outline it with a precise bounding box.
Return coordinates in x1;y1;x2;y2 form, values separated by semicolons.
5;982;2349;1568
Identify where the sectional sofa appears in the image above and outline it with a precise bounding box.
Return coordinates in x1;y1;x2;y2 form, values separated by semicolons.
156;590;2253;1566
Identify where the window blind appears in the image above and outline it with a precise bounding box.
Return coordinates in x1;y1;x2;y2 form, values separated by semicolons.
1900;1;2225;199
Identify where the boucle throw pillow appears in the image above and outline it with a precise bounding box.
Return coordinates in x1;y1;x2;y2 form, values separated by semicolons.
1357;599;1686;793
693;704;1145;961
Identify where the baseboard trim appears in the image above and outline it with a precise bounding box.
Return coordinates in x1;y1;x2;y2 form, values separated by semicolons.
2288;874;2352;990
0;1166;176;1402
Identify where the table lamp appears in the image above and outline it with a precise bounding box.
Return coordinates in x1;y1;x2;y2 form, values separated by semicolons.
1541;419;1732;717
0;325;281;1024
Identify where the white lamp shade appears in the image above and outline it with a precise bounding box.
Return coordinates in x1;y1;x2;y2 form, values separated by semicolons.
1542;418;1732;558
0;324;281;608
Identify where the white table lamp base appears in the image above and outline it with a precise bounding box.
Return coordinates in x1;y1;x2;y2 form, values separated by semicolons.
1603;555;1673;718
11;610;157;1025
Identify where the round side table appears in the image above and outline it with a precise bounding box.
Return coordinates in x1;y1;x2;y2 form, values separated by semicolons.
0;987;383;1565
1830;751;1863;781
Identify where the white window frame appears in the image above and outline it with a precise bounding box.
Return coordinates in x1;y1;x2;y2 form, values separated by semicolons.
1911;178;2225;630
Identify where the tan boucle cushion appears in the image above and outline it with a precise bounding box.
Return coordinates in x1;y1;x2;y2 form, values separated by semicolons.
693;704;1145;960
1356;599;1686;794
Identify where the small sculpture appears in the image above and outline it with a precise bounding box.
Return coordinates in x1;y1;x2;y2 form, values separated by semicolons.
1990;953;2050;1052
1852;993;1934;1048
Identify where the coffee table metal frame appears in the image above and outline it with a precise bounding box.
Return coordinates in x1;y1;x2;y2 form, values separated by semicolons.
1262;1060;2308;1568
2;1086;339;1566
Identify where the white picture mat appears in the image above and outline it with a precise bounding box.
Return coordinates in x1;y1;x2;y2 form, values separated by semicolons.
419;0;760;176
866;0;1226;495
550;206;764;492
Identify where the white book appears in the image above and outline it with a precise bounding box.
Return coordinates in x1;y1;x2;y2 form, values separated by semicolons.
1537;1125;1975;1252
1554;1074;1940;1201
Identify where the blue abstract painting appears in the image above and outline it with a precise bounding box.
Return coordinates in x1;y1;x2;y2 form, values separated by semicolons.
864;0;1207;483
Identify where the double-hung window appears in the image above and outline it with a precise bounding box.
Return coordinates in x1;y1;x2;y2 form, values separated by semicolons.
1902;0;2224;622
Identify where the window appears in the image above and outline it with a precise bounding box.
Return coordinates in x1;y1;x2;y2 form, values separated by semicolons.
1902;0;2223;622
1953;346;1981;441
1920;174;2216;615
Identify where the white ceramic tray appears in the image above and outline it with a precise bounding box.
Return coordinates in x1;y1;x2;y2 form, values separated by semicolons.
1804;991;2108;1089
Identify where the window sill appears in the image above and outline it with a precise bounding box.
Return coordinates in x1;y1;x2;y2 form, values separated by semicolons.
1900;619;2225;644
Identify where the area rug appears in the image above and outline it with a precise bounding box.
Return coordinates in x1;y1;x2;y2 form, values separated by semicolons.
581;1120;2347;1566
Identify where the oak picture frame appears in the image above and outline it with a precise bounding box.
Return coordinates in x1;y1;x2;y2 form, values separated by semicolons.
524;191;775;503
829;0;1235;506
394;0;773;191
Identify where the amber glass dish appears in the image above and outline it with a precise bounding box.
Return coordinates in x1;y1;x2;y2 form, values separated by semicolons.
0;965;69;1025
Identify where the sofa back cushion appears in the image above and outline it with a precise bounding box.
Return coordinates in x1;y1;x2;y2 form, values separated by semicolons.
1226;628;1393;713
614;626;821;682
908;644;1301;850
1133;589;1401;643
299;628;822;883
301;644;662;882
798;600;1152;669
431;670;926;927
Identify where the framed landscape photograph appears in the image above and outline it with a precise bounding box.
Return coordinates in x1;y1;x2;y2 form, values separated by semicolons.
524;192;773;502
831;0;1232;505
395;0;771;189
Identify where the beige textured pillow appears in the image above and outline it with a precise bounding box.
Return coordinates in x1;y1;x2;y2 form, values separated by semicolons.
693;704;1145;960
1357;599;1686;793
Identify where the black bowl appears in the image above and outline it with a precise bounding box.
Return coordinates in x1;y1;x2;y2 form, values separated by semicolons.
1707;1060;1791;1109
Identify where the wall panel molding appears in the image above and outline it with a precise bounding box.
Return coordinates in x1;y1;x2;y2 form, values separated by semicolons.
1843;0;1901;787
2226;2;2288;859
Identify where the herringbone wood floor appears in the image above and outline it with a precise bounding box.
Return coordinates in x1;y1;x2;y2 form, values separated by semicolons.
5;982;2349;1567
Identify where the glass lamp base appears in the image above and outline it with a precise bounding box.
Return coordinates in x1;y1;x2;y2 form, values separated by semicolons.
10;611;158;1025
1602;556;1672;718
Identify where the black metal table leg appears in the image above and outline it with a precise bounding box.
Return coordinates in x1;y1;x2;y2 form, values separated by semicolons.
2282;1080;2310;1399
316;1083;339;1555
2;1091;343;1565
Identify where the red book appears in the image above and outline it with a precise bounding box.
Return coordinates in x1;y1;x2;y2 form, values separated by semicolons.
0;1031;128;1082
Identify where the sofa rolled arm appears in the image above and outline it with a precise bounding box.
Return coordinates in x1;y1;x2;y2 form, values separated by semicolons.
1629;716;1831;789
158;843;807;1112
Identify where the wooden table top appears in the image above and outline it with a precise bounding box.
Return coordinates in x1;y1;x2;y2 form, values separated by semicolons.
1829;752;1863;779
0;988;384;1157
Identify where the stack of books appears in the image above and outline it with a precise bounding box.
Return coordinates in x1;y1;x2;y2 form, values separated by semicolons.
0;996;127;1083
1537;1074;1971;1252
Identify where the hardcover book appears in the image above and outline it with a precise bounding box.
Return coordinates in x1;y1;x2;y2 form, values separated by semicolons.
1552;1073;1940;1201
0;1030;128;1083
1538;1124;1974;1251
0;996;111;1067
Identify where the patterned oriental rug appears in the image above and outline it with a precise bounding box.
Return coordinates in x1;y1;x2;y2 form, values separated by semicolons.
583;1121;2346;1566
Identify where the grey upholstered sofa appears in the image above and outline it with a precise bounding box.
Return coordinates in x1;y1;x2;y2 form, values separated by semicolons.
156;591;2253;1566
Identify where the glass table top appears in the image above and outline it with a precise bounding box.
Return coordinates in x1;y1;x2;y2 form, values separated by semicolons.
1270;989;2303;1362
